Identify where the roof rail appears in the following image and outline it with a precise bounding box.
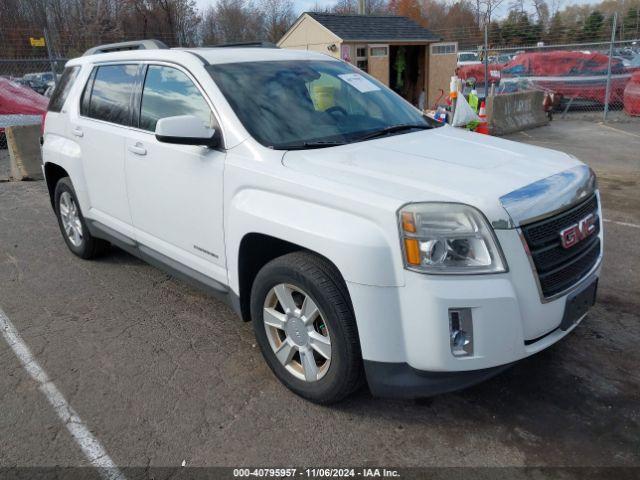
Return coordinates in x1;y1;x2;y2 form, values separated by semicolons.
83;39;169;56
209;41;279;49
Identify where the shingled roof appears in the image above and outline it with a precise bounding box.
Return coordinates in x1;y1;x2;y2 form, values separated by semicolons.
306;12;440;42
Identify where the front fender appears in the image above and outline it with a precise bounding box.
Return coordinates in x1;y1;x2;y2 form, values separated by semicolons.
226;188;403;293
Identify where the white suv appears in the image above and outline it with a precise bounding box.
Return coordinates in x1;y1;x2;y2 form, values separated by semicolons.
42;41;603;403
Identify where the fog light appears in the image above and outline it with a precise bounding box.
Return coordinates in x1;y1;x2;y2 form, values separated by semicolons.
451;329;469;348
449;308;473;357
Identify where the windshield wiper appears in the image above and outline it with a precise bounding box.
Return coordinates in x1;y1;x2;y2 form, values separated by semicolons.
355;124;432;142
274;141;347;150
273;124;432;149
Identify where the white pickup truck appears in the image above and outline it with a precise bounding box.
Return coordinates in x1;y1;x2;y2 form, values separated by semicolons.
42;41;602;403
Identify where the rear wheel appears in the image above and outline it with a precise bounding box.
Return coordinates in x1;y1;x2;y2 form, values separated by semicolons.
251;252;363;404
54;177;108;259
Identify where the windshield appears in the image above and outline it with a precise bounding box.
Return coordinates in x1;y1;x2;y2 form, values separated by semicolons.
459;53;479;62
207;60;438;149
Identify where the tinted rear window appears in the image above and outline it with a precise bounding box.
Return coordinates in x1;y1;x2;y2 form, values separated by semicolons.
84;64;138;126
48;66;80;112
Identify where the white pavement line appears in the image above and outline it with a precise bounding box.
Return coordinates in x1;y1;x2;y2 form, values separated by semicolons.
0;307;126;480
603;218;640;229
599;124;640;139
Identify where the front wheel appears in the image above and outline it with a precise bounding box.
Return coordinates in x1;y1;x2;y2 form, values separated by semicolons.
250;252;363;404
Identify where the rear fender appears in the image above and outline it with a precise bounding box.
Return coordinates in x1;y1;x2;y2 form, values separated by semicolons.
42;133;90;211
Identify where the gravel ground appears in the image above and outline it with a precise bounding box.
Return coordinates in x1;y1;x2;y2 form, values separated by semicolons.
0;120;638;475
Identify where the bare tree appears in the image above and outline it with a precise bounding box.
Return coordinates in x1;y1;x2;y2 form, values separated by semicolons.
331;0;359;14
531;0;550;26
329;0;388;14
199;0;263;45
367;0;389;14
260;0;295;43
508;0;525;14
548;0;563;15
480;0;506;25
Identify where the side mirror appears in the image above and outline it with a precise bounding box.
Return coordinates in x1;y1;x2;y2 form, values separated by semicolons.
155;115;218;147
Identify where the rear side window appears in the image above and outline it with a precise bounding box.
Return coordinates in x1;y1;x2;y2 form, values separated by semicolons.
83;64;138;126
48;66;80;112
139;65;213;132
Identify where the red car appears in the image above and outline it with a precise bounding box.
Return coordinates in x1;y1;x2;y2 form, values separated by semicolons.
0;77;49;140
624;70;640;116
456;63;504;86
499;51;632;106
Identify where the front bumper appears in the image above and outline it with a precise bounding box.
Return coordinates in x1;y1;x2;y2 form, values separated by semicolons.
364;360;512;399
346;226;603;392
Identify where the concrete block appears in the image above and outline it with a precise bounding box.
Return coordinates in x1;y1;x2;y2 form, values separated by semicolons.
487;91;548;136
7;124;43;181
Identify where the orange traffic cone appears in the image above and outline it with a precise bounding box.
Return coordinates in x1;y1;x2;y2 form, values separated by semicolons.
476;101;489;135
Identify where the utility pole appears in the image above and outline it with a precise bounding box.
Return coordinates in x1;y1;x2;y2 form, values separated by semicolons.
484;22;489;100
43;28;58;87
603;12;617;122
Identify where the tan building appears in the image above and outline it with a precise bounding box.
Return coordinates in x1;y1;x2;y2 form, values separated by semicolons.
278;12;458;109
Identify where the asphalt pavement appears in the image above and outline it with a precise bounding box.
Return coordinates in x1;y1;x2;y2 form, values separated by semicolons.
0;119;639;472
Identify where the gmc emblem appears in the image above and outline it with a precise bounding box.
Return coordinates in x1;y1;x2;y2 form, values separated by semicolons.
560;213;597;249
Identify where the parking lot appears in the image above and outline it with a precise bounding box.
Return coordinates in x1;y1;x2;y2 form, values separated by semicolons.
1;119;639;472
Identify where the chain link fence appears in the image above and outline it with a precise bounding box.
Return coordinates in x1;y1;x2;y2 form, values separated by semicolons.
464;39;639;120
0;25;185;148
0;58;67;148
431;14;640;120
1;18;639;150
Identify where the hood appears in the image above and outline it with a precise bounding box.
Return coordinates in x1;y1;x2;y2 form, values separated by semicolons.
282;125;583;228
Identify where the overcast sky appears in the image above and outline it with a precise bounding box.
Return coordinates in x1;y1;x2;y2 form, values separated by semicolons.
194;0;605;19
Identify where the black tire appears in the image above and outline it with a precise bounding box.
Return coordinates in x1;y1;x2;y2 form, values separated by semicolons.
54;177;108;259
250;251;364;404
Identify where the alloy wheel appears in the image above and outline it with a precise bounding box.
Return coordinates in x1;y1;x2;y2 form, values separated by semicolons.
59;191;83;247
263;283;332;382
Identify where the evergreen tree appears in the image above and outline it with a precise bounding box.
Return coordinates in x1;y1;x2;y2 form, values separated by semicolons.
488;21;502;46
546;12;565;43
623;6;640;39
566;22;584;43
502;11;538;45
582;10;605;41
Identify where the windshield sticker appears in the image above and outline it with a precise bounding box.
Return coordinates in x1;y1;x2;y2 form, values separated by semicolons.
338;73;380;93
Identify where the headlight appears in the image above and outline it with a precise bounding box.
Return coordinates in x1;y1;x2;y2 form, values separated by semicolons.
398;203;507;274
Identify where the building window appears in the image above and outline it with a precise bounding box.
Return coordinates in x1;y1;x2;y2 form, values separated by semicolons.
355;44;368;72
431;43;457;55
369;46;388;57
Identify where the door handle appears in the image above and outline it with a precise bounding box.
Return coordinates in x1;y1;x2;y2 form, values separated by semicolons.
72;127;83;138
128;143;147;156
